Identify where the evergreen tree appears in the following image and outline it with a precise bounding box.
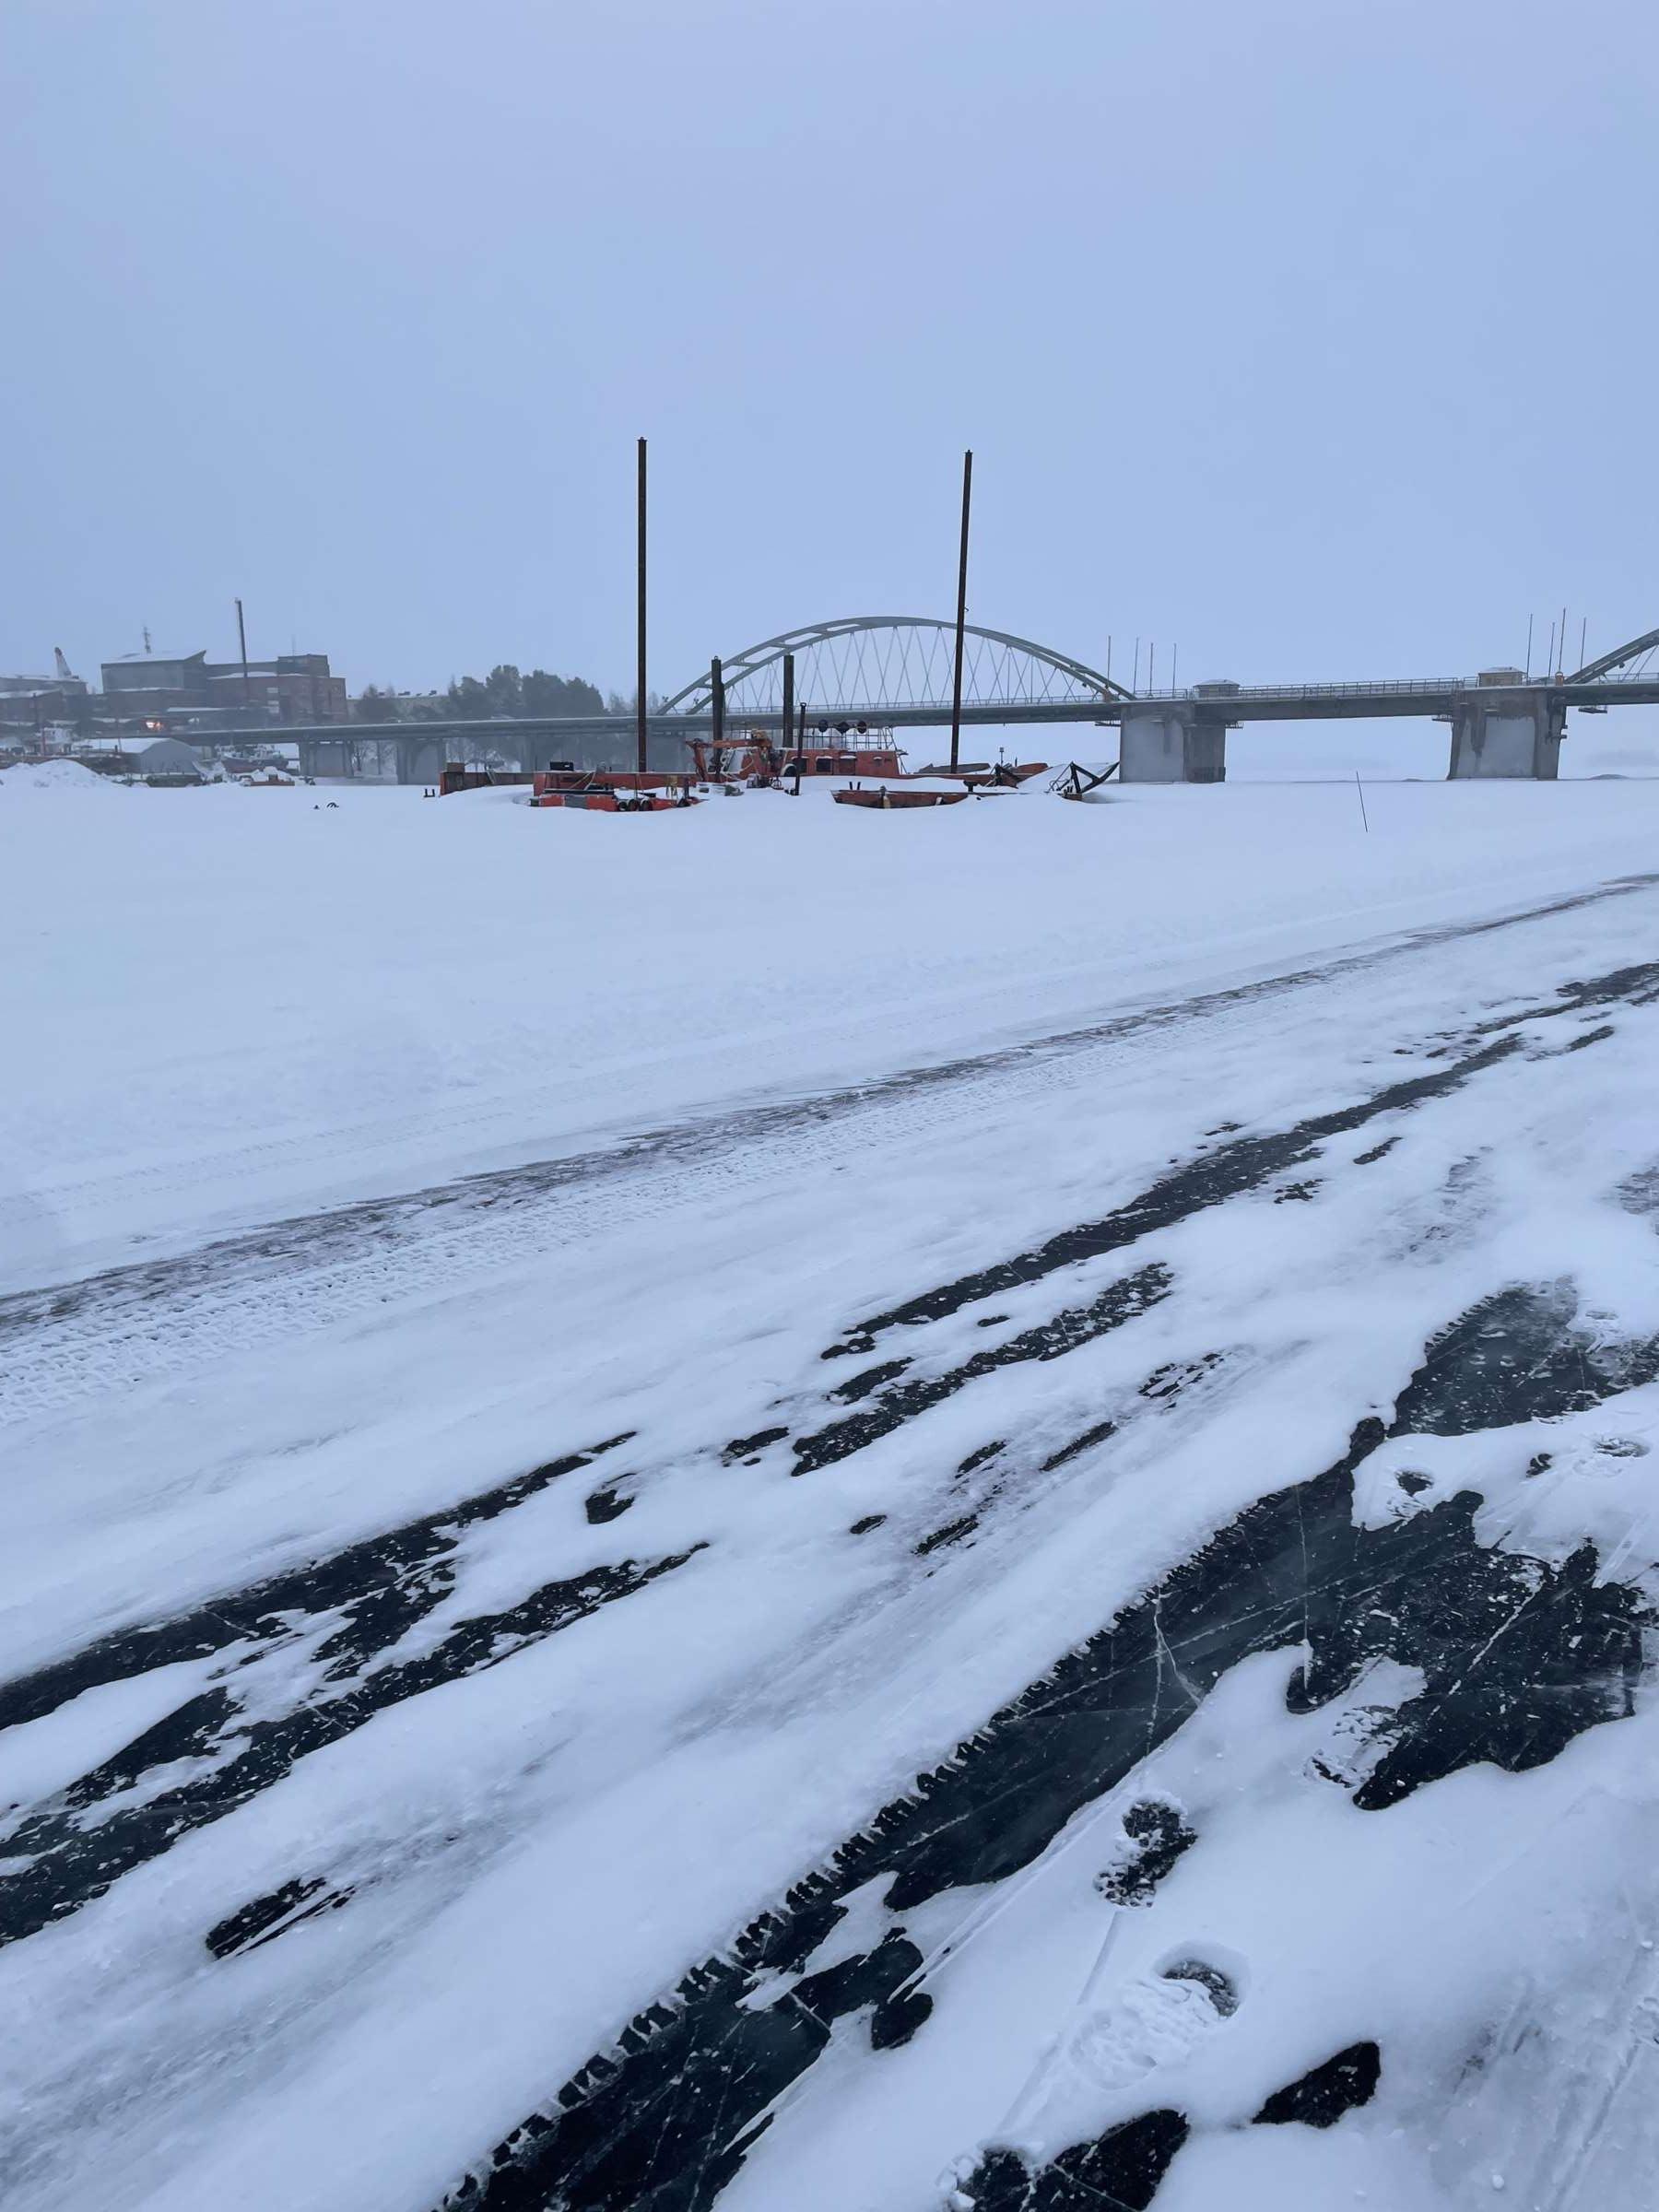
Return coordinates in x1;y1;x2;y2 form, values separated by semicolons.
525;669;604;717
445;675;491;718
484;664;524;715
356;665;607;723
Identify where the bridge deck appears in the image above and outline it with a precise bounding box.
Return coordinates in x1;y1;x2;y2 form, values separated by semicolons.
266;674;1659;755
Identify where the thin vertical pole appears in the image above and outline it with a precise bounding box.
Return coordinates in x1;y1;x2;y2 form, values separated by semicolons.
1578;617;1587;672
710;656;724;769
636;438;648;777
794;700;806;794
1559;606;1567;677
1355;770;1371;833
1148;642;1156;693
780;651;794;780
1524;613;1533;678
1105;636;1112;687
948;449;972;771
235;597;251;712
1171;642;1179;695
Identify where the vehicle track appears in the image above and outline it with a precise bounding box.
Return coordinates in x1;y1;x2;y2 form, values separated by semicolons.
4;879;1654;1428
5;897;1658;2212
8;877;1648;1275
4;968;1651;1947
432;1284;1658;2212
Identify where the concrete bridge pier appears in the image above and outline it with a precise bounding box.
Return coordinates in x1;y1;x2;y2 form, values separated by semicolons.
1446;687;1564;779
1118;704;1227;783
294;736;364;781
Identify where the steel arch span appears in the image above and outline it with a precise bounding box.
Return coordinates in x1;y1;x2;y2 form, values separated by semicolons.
1569;627;1659;685
657;617;1133;720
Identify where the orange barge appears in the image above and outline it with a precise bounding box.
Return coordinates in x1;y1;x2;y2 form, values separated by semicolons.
530;769;695;812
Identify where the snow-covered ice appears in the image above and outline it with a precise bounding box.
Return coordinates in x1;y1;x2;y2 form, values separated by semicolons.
3;766;1659;1279
4;765;1659;2211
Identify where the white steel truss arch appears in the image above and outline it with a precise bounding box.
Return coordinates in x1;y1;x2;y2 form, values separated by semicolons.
658;617;1132;719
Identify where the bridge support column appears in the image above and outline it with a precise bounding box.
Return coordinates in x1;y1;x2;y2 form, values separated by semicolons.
395;735;446;786
1447;688;1564;779
1118;705;1226;783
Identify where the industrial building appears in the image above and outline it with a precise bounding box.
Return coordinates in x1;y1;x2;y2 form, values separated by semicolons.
1;645;348;740
99;649;347;733
0;653;91;732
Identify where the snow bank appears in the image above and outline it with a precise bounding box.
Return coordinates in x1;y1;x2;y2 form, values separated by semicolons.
0;757;125;794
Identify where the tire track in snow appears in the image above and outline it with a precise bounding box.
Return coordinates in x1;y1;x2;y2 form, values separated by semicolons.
1;981;1643;1947
4;882;1655;1428
0;1435;666;1946
0;1275;1226;1964
0;942;1654;2203
8;873;1645;1280
432;1286;1658;2212
827;1032;1527;1350
0;1543;699;1949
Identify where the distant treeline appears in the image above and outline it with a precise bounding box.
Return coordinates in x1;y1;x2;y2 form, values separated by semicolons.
355;665;607;723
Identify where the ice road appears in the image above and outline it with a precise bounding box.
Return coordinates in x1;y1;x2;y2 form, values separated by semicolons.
5;773;1659;2211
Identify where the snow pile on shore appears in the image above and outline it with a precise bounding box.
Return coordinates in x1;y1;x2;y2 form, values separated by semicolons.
0;757;124;794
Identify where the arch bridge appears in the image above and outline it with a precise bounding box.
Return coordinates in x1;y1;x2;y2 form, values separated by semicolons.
657;616;1131;723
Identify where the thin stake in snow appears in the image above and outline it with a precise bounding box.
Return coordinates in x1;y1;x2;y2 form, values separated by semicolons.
1355;770;1371;833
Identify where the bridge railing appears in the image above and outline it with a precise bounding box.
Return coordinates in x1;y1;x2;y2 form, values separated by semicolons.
1132;677;1470;702
710;688;1116;714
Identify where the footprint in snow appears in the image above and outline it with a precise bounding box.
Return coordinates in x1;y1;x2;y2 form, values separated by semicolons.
1062;1959;1240;2092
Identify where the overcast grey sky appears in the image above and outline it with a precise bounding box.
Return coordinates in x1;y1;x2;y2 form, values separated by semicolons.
6;0;1658;737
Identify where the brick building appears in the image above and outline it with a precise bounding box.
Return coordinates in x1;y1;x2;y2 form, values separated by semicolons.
99;650;347;732
206;653;347;725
